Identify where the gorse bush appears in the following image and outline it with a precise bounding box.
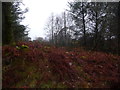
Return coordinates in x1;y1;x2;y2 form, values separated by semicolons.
16;44;29;50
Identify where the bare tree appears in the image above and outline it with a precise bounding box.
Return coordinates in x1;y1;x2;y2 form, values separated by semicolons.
68;1;88;46
44;13;55;44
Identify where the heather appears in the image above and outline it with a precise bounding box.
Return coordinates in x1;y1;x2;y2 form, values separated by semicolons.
2;42;120;88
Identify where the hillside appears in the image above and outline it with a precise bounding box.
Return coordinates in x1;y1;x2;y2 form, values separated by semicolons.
2;42;120;88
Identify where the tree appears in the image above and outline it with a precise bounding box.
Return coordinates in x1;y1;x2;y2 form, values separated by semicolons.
44;13;55;44
68;1;119;54
117;2;120;55
45;11;75;47
35;37;44;42
2;2;28;45
54;15;63;46
2;2;14;44
86;2;108;50
68;1;89;46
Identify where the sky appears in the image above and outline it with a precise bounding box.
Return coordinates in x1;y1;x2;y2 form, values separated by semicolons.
20;0;73;40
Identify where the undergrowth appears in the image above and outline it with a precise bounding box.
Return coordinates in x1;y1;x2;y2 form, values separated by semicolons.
2;41;120;88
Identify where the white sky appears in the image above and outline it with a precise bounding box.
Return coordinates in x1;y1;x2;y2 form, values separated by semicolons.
20;0;72;40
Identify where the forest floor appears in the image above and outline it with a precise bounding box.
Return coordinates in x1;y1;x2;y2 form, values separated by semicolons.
2;42;120;88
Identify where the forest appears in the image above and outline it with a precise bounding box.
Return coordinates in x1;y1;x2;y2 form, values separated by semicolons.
2;1;120;88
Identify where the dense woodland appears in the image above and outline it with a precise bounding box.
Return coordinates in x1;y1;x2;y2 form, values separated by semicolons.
45;2;120;55
2;1;120;88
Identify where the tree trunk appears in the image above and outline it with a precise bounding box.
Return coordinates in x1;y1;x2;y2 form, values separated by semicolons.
82;2;86;47
117;2;120;55
51;14;54;44
93;10;98;50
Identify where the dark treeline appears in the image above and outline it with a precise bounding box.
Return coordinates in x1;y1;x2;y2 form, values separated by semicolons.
2;2;30;45
45;1;120;55
2;2;120;55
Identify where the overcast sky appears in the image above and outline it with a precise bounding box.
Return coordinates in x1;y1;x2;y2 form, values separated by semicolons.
20;0;73;40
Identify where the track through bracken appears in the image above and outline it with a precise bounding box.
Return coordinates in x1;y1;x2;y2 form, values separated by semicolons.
2;42;120;88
